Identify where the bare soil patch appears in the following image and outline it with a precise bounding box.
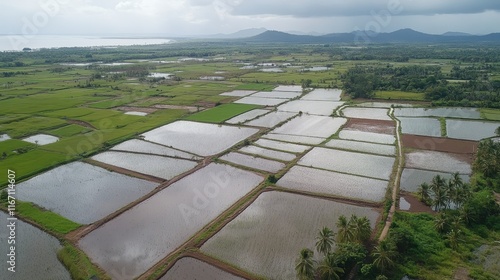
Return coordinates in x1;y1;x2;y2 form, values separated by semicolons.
67;119;96;129
344;118;395;134
152;104;202;112
400;193;434;214
402;134;478;157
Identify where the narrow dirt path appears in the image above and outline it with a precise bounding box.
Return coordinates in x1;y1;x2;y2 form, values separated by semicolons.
379;107;403;241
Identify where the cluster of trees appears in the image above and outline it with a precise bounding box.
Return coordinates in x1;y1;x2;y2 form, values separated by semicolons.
417;173;471;211
473;139;500;181
296;215;394;280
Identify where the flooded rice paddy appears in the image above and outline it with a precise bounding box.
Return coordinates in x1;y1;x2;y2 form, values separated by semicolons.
110;139;200;160
142;121;258;156
220;152;286;173
160;257;244;280
398;117;442;137
254;139;310;153
262;133;325;145
274;85;303;92
16;162;157;224
339;130;396;145
324;139;396;156
405;150;472;174
219;90;256;97
234;96;287;106
342;107;392;121
250;91;301;99
401;168;470;193
0;212;71;280
201;191;379;280
299;147;395;180
278;100;344;116
395;107;481;119
277;166;388;202
79;163;263;280
238;145;296;161
271;115;347;138
301;88;341;101
92;151;198;180
446;119;500;141
22;134;59;145
225;109;270;124
245;111;297;128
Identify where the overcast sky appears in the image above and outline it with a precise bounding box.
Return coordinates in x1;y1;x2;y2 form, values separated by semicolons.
1;0;500;36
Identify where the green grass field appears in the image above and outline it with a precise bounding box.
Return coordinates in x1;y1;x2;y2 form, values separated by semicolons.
374;90;426;101
48;124;92;137
480;108;500;121
14;201;81;234
185;103;260;123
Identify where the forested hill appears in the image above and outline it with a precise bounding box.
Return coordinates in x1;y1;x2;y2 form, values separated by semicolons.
244;29;500;44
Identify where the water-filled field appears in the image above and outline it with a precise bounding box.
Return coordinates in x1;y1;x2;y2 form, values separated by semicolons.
111;139;200;160
395;107;481;119
299;147;395;180
160;257;244;280
220;152;286;173
398;117;442;137
201;191;379;280
250;91;301;99
324;139;395;156
254;139;310;153
225;109;270;124
339;130;396;145
400;168;470;193
300;88;341;101
446;119;500;141
92;151;198;180
234;96;287;106
405;150;472;174
0;212;71;280
79;163;263;280
239;145;297;161
142;121;259;156
262;133;325;145
342;107;391;121
271;115;347;138
274;85;303;92
277;166;388;202
22;134;59;145
16;162;157;224
245;111;297;128
219;90;256;97
278;100;344;116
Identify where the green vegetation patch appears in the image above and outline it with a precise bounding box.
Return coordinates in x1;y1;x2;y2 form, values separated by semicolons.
185;103;260;123
15;201;81;234
374;91;425;101
0;116;67;138
480;108;500;121
57;243;110;280
48;124;92;138
234;83;276;91
0;139;36;156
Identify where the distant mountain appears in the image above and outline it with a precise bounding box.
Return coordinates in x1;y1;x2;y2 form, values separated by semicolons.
245;28;500;44
202;28;267;39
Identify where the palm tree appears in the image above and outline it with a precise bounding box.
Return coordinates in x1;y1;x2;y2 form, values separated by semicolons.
417;182;432;205
434;213;448;234
432;185;448;211
446;229;462;250
336;215;353;243
349;215;372;243
317;253;344;280
296;248;316;280
316;227;335;256
372;240;397;273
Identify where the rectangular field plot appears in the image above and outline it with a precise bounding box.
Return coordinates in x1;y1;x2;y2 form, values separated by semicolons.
239;145;296;161
395;107;481;119
301;88;341;101
277;166;388;203
92;151;198;180
111;139;200;160
339;130;396;145
278;100;344;116
405;150;472;174
79;163;263;280
250;91;301;99
234;96;286;106
299;147;395;180
220;152;286;173
0;212;71;280
16;162;157;224
325;139;395;156
254;139;310;153
271;115;347;138
225;109;270;124
447;119;500;141
401;168;470;193
220;90;256;97
142;121;259;156
274;85;303;92
262;133;325;145
398;117;442;137
342;107;391;121
245;111;296;128
160;257;244;280
201;191;379;280
185;104;259;123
